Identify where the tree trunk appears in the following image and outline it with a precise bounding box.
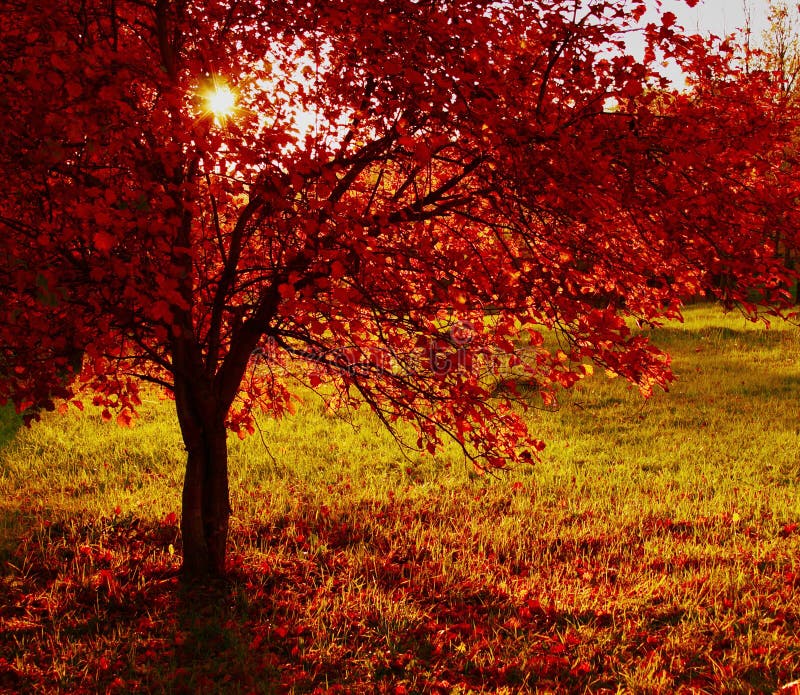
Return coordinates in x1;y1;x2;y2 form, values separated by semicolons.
174;378;231;579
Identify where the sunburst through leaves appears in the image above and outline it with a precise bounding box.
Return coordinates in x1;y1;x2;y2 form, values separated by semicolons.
200;83;238;122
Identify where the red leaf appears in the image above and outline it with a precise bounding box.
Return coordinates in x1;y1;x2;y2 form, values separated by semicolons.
780;523;799;538
93;231;115;252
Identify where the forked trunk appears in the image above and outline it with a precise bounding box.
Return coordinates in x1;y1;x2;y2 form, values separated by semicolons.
174;379;231;578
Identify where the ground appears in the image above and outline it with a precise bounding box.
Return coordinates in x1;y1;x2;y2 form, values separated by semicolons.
0;305;799;693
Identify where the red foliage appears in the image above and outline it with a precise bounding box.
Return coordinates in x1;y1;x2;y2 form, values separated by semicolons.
1;0;799;574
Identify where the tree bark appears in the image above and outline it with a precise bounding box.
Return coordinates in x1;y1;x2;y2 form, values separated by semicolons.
174;377;231;579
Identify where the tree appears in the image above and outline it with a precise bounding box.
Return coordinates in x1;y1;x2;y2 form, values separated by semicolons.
740;0;800;292
1;0;798;579
758;0;800;98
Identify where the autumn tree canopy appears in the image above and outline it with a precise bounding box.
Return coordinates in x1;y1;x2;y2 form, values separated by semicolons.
1;0;798;577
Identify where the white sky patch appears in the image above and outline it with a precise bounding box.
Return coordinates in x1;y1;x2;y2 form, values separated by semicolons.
659;0;770;38
246;43;356;158
627;0;773;87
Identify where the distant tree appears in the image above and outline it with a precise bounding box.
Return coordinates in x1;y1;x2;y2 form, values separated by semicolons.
740;0;800;290
761;0;800;98
1;0;798;579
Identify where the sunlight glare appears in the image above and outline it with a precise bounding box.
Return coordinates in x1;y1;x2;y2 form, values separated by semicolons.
203;84;238;121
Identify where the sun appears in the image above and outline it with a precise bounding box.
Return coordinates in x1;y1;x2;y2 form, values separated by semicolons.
200;83;238;122
207;86;236;116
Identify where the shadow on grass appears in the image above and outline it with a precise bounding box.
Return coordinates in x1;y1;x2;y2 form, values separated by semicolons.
648;322;798;351
0;403;22;450
0;502;798;694
168;580;283;694
0;511;284;695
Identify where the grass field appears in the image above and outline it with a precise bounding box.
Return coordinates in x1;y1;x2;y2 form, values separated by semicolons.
1;305;799;694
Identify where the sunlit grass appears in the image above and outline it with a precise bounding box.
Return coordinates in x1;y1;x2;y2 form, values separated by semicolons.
1;304;799;693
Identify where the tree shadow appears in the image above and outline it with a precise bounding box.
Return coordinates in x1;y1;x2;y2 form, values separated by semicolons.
0;403;22;449
0;504;795;694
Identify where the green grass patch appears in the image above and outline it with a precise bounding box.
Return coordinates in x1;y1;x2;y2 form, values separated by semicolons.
0;304;799;693
0;403;22;450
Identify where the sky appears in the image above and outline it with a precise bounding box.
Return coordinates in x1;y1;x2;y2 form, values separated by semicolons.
629;0;777;85
655;0;771;39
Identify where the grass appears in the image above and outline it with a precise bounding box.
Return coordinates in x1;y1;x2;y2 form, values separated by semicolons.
0;304;799;693
0;403;21;450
